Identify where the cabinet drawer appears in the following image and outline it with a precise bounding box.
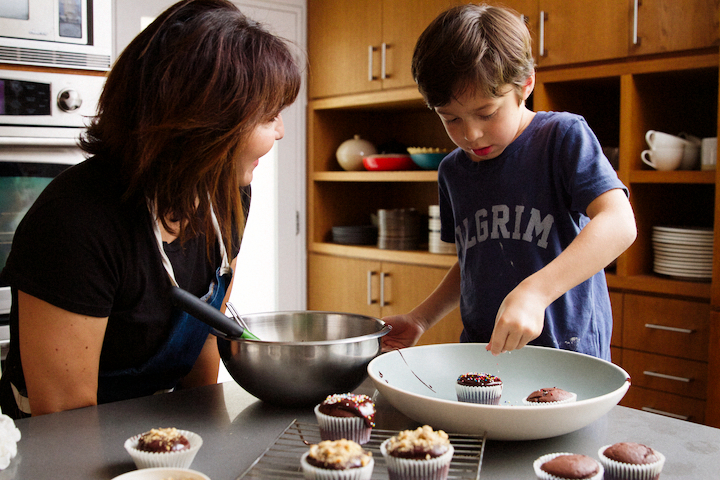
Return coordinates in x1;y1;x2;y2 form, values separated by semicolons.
621;349;707;400
623;294;709;361
621;385;706;424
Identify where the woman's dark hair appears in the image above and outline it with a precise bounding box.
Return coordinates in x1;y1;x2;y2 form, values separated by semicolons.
81;0;301;254
412;3;534;108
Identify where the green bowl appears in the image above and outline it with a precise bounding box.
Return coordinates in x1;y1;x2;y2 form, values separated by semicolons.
410;152;447;170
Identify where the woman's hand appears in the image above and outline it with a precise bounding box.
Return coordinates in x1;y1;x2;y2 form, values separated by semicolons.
486;283;546;356
380;314;427;352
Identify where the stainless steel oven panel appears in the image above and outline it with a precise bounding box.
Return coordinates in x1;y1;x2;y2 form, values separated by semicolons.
0;68;105;133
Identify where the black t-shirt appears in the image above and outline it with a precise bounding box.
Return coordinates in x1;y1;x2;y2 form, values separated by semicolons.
0;154;245;393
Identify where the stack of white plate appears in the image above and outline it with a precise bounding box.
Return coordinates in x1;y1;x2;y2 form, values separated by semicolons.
652;226;713;281
428;205;456;255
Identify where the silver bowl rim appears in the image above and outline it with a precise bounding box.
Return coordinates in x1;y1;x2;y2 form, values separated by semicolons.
220;310;392;345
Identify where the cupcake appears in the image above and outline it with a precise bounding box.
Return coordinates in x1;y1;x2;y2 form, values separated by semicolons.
300;439;374;480
523;387;577;406
315;393;375;444
455;372;503;404
598;442;665;480
380;425;454;480
533;453;603;480
124;427;203;469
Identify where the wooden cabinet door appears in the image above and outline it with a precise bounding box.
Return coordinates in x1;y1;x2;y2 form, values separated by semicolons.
536;0;628;66
631;0;720;55
380;262;463;344
307;0;383;98
622;294;710;362
307;253;382;317
621;385;706;423
381;0;459;90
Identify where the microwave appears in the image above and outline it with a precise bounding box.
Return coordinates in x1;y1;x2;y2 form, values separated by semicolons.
0;0;113;70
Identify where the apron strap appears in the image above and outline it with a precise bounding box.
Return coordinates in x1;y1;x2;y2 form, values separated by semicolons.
149;199;232;286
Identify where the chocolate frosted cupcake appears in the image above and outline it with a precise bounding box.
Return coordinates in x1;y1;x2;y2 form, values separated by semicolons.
124;428;203;469
533;453;603;480
523;387;577;406
301;439;374;480
380;425;454;480
315;393;375;444
598;442;665;480
455;372;503;404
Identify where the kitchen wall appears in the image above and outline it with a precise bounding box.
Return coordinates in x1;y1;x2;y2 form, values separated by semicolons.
114;0;308;322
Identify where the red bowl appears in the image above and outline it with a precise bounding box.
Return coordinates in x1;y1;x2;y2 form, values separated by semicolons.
362;154;416;171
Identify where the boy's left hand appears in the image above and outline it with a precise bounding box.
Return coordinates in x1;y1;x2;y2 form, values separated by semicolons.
486;283;546;355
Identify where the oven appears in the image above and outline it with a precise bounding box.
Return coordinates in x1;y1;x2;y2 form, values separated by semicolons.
0;67;105;363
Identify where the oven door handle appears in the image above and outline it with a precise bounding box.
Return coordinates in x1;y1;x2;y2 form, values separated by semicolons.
0;137;80;147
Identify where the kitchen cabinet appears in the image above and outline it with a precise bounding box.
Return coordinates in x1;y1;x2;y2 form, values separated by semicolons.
536;0;629;66
307;0;458;98
534;0;719;67
308;253;463;345
614;293;710;423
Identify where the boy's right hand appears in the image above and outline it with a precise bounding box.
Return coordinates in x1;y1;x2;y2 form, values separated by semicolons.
380;314;426;351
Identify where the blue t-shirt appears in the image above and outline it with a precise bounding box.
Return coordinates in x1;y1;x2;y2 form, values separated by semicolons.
438;111;627;360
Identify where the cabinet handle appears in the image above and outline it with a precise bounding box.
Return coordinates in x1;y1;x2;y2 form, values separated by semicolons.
381;43;388;79
641;407;689;421
368;45;375;82
643;370;692;383
633;0;640;45
379;272;387;307
539;11;546;57
644;323;694;334
367;270;376;305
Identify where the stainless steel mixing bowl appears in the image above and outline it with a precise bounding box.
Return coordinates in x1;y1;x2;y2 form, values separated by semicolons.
217;311;391;406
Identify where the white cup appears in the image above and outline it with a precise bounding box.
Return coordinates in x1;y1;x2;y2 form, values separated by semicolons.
645;130;691;149
701;137;717;171
641;147;684;171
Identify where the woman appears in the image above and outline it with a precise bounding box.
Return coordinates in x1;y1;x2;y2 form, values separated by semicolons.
0;0;301;418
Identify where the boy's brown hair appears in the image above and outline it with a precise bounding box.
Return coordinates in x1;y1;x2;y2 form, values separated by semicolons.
412;3;534;108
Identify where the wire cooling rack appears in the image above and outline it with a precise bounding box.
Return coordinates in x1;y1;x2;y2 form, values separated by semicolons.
237;420;486;479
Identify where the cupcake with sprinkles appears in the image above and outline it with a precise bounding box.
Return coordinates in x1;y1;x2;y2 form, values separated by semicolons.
455;372;503;404
314;393;376;444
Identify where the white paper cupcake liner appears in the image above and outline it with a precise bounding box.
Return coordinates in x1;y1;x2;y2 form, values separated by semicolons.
522;392;577;406
598;444;666;480
314;405;373;444
300;452;374;480
455;383;503;404
533;453;604;480
380;439;454;480
124;430;202;469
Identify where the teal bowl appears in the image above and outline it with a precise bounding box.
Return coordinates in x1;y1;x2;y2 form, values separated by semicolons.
410;152;447;170
367;343;630;440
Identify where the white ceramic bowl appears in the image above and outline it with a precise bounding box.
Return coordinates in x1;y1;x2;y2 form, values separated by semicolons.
367;344;630;441
111;467;210;480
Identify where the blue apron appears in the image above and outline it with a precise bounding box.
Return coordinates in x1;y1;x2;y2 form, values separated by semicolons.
96;205;232;404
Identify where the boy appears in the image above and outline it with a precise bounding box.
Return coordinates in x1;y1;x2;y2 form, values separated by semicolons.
381;4;636;360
